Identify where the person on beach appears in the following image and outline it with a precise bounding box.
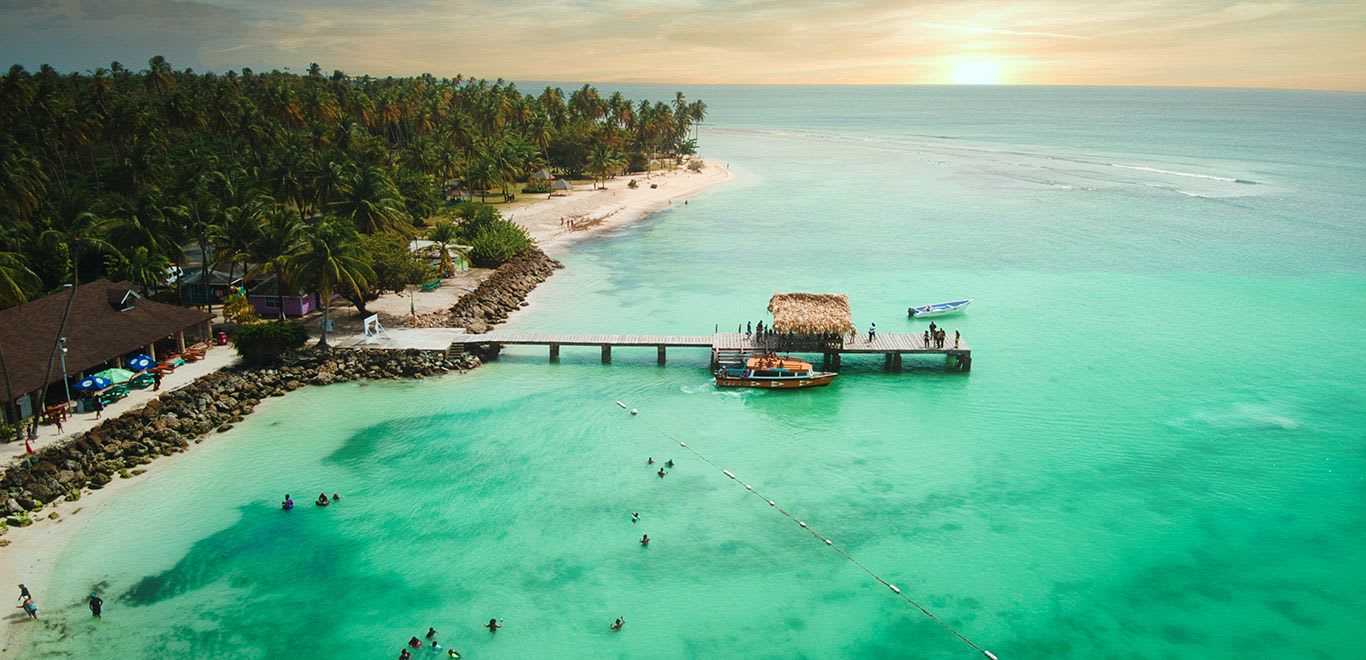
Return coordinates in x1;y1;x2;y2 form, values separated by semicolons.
657;468;666;478
426;627;438;640
485;618;502;633
88;593;103;617
18;596;37;619
409;636;423;649
631;512;640;523
93;396;104;419
610;617;625;631
17;583;30;603
316;493;330;507
282;494;294;510
153;371;162;391
640;534;650;546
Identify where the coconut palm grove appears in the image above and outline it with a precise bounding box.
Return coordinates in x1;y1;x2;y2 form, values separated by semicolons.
0;57;707;309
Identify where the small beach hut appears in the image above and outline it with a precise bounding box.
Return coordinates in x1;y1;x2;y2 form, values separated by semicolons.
531;168;555;181
766;293;855;350
550;179;573;196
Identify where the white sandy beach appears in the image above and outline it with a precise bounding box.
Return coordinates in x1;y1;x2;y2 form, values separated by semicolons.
0;160;731;653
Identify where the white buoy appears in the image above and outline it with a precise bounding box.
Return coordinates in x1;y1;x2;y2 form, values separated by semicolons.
723;470;736;479
798;521;807;528
630;409;638;415
888;584;901;594
825;539;832;545
983;652;998;660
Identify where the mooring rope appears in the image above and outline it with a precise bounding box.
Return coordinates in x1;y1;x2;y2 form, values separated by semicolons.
614;400;997;659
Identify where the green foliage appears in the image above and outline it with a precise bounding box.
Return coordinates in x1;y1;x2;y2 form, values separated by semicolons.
0;60;705;304
222;292;261;324
522;180;552;194
231;321;308;365
356;232;428;298
627;179;639;189
469;219;532;268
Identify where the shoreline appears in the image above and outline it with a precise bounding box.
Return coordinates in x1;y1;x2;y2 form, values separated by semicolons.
0;160;733;654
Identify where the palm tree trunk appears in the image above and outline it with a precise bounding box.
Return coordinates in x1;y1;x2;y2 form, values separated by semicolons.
318;283;330;347
276;265;287;320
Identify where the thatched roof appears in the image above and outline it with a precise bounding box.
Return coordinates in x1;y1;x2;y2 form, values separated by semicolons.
767;293;854;334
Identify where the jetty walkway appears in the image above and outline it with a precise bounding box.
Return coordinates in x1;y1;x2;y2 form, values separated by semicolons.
446;331;971;371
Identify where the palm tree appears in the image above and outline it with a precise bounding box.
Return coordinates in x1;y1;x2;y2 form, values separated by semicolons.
212;200;265;288
426;220;462;277
288;218;373;347
250;207;305;319
110;246;170;295
330;166;407;234
0;251;39;308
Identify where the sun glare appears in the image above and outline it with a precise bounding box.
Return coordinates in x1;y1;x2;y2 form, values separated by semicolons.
948;61;1002;85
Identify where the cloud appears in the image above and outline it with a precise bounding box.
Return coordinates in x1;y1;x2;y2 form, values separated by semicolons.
1;0;1364;90
915;22;1092;40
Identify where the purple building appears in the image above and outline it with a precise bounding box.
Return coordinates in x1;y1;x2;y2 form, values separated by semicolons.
248;275;318;318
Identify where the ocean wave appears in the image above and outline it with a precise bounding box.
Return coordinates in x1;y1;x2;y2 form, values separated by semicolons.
1111;163;1256;184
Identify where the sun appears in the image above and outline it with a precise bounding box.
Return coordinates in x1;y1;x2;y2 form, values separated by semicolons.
948;61;1003;85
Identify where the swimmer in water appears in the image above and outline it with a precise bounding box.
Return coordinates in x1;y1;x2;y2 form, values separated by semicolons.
631;512;639;523
657;468;666;478
332;492;341;501
610;617;625;631
316;493;330;507
486;618;502;633
647;457;654;465
282;494;294;510
640;534;650;546
426;627;438;640
664;459;674;468
430;640;442;652
399;649;412;660
88;593;103;617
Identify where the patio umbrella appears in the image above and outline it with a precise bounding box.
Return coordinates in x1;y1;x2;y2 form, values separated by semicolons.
127;354;155;371
94;368;136;384
73;376;112;392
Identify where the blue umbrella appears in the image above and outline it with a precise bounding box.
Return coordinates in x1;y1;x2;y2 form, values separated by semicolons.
73;376;112;392
127;354;154;371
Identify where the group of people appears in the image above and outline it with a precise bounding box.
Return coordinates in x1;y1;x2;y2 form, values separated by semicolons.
399;626;461;658
12;584;103;622
923;322;959;349
280;492;340;510
743;320;767;341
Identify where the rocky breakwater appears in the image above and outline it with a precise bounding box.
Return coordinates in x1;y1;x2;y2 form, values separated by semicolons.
449;247;563;333
0;349;476;536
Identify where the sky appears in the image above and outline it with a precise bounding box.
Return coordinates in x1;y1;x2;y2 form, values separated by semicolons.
1;0;1363;91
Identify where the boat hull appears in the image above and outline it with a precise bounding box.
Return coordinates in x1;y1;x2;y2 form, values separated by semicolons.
714;372;838;389
908;299;972;318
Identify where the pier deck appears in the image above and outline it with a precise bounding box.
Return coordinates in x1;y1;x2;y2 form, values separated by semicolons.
447;331;970;371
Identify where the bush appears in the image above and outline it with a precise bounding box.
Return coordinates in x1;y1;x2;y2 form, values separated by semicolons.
231;321;309;365
687;158;704;172
522;180;552;194
223;292;260;324
628;179;638;189
469;219;533;267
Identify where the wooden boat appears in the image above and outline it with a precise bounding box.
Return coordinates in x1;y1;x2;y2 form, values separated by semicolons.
908;299;972;318
714;354;838;389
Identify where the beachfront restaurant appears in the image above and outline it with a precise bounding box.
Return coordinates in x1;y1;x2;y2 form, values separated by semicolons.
0;280;214;426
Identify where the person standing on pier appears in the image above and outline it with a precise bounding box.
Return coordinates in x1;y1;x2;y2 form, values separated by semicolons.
746;321;752;337
954;330;960;348
868;323;876;341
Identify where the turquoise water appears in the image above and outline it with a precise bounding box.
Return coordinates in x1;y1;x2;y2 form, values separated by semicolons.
28;87;1366;658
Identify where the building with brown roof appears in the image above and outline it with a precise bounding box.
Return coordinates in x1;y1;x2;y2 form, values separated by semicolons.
0;280;213;421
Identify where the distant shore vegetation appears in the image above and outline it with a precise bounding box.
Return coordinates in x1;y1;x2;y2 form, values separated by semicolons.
0;57;708;312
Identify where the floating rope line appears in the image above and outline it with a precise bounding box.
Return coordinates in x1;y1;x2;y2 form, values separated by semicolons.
614;400;997;659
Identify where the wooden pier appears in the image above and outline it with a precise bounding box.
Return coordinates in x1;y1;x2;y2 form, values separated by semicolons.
447;331;970;371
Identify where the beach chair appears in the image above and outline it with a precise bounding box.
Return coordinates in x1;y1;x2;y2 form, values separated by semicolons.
419;279;442;292
129;372;156;389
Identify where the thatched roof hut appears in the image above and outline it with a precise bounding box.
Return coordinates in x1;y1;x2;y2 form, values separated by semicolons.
550;179;573;196
767;293;855;335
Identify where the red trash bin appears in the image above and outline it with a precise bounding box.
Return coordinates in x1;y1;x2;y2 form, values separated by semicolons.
215;330;228;346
